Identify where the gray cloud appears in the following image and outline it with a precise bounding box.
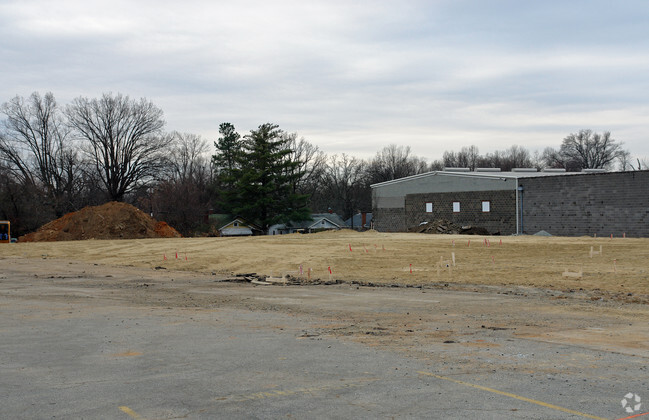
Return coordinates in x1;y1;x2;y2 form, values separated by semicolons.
1;0;648;162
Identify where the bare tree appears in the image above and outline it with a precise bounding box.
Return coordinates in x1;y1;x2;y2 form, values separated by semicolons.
617;149;634;171
282;132;327;197
367;144;428;184
443;145;479;170
615;150;648;172
321;154;368;219
147;132;212;236
463;145;480;170
429;159;444;171
620;156;649;171
66;93;169;201
634;158;649;171
0;162;53;236
557;130;626;171
541;146;566;169
167;132;210;184
531;150;545;170
0;92;81;216
481;145;533;171
504;145;533;169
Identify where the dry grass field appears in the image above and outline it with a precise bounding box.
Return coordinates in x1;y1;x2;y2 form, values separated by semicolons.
2;231;648;301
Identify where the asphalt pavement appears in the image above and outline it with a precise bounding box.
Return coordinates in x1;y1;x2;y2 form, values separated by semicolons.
1;267;647;419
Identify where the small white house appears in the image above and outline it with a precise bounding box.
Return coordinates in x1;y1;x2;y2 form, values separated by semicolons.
269;213;346;235
218;217;262;236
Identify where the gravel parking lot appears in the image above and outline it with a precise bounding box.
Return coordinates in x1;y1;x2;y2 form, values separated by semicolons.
1;257;647;419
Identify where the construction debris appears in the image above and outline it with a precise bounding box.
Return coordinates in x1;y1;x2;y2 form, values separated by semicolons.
228;273;343;286
409;219;491;235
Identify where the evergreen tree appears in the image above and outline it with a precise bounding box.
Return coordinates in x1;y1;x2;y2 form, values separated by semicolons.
212;122;242;213
233;123;310;233
213;123;241;182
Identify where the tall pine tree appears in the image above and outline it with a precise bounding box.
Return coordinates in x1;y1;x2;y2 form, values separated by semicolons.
212;122;242;214
233;123;310;233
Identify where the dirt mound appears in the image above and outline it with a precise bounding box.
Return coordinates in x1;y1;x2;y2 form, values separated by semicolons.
19;202;181;242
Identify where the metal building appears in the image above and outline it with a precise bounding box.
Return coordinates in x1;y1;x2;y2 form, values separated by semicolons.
371;168;649;237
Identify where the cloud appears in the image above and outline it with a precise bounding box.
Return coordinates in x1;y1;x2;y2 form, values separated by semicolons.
1;0;648;163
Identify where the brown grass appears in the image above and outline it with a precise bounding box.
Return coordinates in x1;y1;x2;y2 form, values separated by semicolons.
2;230;648;297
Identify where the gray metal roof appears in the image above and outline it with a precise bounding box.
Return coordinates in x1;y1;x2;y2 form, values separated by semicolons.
370;169;583;189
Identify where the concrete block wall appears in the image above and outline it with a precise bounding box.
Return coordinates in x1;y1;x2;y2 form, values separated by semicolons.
520;171;649;237
371;207;406;232
404;190;517;234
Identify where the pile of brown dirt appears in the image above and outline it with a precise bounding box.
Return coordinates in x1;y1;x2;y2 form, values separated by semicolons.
19;202;181;242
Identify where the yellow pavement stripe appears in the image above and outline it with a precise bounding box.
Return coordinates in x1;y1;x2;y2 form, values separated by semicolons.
119;406;144;419
417;371;607;420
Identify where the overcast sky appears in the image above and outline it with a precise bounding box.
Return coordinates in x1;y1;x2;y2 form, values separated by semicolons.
1;0;648;163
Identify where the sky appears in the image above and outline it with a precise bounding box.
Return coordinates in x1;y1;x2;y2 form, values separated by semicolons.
1;0;648;164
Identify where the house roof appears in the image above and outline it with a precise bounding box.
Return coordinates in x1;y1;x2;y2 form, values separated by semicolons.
287;213;346;230
310;213;346;228
218;217;261;232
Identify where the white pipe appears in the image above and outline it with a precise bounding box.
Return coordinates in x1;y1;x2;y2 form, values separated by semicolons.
515;180;520;235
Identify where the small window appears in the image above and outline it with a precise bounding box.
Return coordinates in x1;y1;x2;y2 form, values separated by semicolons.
233;221;239;227
453;202;461;213
482;201;491;212
425;202;433;213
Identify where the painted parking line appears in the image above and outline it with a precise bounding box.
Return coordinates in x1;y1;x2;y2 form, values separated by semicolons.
119;406;144;419
417;371;607;420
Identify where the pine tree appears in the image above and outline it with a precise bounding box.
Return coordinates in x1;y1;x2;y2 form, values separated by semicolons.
233;123;310;233
212;123;242;213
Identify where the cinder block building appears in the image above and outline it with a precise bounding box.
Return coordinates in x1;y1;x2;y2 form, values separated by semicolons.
371;168;649;237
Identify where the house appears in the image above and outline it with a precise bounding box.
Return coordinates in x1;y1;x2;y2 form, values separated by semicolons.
269;213;347;235
217;217;262;237
345;212;373;230
371;168;649;237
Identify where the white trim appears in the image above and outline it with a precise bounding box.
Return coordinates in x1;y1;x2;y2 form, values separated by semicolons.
307;217;342;229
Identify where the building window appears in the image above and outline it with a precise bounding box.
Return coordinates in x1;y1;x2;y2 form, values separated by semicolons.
482;201;491;212
233;221;239;227
425;202;433;213
453;202;460;213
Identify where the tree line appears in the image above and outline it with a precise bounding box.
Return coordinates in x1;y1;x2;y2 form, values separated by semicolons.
0;92;641;236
